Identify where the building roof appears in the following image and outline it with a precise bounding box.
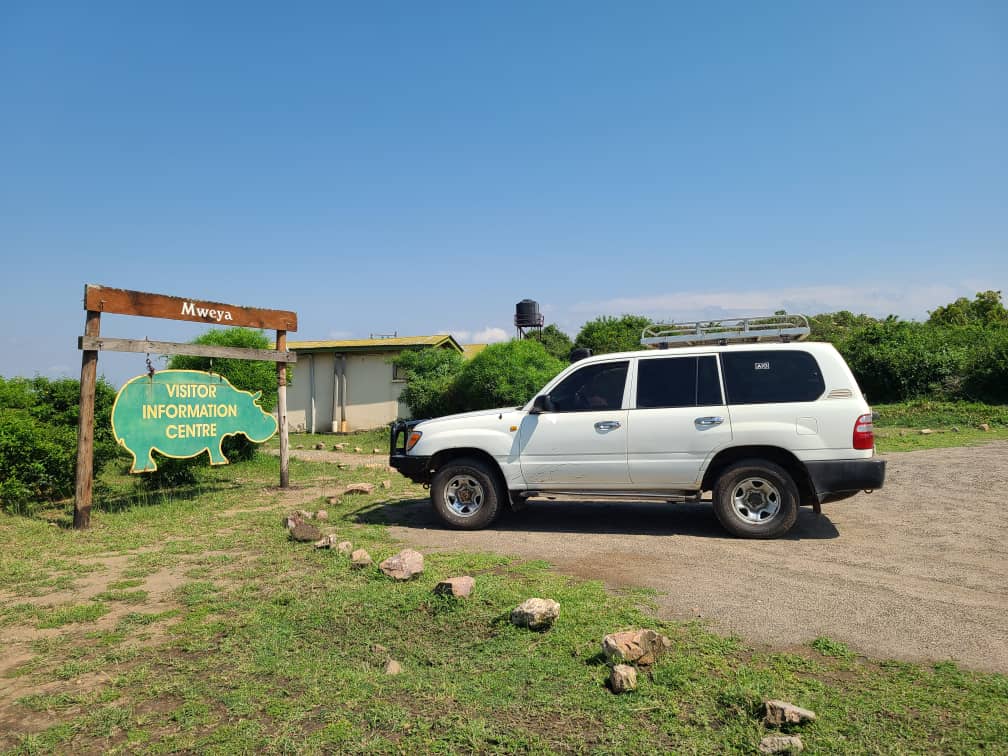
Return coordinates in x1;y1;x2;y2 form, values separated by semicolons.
462;343;488;359
288;334;463;354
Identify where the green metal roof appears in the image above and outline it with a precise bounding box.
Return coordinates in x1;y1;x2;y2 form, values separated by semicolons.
288;334;463;354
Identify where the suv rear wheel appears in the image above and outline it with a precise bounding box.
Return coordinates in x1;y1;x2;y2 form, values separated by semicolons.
430;457;503;530
712;460;799;539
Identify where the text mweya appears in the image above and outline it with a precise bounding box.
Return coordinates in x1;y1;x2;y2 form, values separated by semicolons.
181;301;233;322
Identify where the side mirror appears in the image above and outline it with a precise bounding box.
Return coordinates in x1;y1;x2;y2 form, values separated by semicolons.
530;395;554;414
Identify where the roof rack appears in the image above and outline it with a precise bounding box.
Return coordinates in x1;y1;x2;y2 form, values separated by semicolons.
641;314;811;348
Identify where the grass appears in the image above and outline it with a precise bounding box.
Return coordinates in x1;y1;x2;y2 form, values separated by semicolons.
1;424;1007;752
265;427;390;454
873;400;1008;452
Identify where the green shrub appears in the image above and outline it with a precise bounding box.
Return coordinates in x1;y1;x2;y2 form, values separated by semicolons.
0;376;119;514
574;314;652;355
393;348;465;419
454;340;565;411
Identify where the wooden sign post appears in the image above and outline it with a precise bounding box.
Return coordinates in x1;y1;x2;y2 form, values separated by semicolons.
74;285;298;529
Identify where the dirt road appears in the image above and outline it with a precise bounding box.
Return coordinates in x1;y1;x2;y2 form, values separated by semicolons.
377;442;1008;673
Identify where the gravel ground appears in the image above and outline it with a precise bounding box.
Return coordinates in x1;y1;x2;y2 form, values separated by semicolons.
378;442;1008;673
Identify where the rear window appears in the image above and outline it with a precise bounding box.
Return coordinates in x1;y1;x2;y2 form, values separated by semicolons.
636;355;723;408
720;350;825;404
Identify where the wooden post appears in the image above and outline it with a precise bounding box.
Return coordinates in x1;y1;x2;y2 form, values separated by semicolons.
276;330;289;489
74;310;101;529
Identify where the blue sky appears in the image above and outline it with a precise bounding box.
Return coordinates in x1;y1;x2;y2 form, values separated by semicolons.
2;2;1005;387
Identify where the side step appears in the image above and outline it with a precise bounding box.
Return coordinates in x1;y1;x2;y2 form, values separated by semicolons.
513;490;705;504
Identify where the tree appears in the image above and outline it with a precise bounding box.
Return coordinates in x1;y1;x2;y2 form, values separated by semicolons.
574;315;651;355
928;290;1008;327
393;347;465;419
807;311;882;343
169;328;280;411
524;324;574;362
455;340;565;411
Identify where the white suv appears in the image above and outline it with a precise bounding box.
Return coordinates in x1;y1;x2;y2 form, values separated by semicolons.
390;338;885;539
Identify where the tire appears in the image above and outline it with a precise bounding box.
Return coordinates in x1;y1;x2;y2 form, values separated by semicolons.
430;457;504;530
712;460;799;539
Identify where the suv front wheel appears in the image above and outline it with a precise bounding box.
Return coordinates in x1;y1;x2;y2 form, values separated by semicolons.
430;457;503;530
712;460;799;539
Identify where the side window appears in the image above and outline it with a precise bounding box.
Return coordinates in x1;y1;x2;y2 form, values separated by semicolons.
549;361;629;412
720;350;825;404
636;355;723;408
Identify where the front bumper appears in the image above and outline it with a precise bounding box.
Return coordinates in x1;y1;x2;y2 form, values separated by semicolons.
389;420;432;484
806;458;886;499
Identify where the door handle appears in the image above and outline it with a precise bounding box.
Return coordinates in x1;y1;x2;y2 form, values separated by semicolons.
594;421;621;432
694;416;724;427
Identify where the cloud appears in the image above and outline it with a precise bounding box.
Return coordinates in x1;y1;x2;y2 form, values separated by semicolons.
445;329;471;342
327;329;353;340
472;327;509;343
569;283;974;323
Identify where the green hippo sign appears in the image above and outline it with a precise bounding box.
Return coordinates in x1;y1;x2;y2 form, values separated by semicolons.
112;370;278;473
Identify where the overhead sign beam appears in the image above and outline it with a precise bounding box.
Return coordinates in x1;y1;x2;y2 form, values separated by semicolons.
84;285;298;332
78;336;297;363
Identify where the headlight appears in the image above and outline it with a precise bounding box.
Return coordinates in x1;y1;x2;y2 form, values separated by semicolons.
406;431;422;451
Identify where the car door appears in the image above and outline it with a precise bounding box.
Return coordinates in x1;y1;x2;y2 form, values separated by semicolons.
518;360;631;488
626;354;732;488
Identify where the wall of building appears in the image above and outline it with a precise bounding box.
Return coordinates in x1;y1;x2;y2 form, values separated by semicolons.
287;351;409;432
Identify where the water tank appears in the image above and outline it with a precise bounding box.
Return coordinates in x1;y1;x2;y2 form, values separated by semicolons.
515;299;542;328
569;347;592;363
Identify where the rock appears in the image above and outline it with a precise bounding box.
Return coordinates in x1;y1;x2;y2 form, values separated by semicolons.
758;734;804;754
919;428;934;435
345;483;374;495
434;576;475;598
337;463;349;470
315;510;329;521
351;549;372;568
313;534;339;549
337;541;353;555
510;598;560;631
381;479;392;489
372;447;381;454
765;700;817;726
315;443;326;450
290;521;322;543
601;629;672;666
979;423;990;432
284;513;301;530
295;444;304;449
951;426;960;432
384;659;402;675
380;549;425;580
327;495;341;506
353;446;363;453
298;509;313;520
609;664;637;694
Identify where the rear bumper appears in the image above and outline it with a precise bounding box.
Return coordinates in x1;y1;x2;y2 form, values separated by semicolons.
806;458;886;499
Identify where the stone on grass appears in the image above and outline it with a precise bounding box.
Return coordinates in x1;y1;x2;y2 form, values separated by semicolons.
510;598;560;631
609;664;637;694
979;423;990;432
434;576;475;598
379;549;424;581
372;447;381;454
315;442;326;450
384;659;402;675
337;541;353;555
290;521;322;543
333;443;347;451
381;479;392;490
351;549;372;569
765;700;817;726
759;734;804;754
919;428;934;435
353;446;363;453
313;534;339;549
297;509;313;520
602;629;672;666
345;483;374;495
315;510;329;521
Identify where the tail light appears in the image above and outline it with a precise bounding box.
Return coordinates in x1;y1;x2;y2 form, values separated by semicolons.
853;413;874;450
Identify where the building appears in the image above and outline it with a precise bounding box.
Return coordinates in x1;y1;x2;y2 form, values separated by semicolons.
286;334;464;432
